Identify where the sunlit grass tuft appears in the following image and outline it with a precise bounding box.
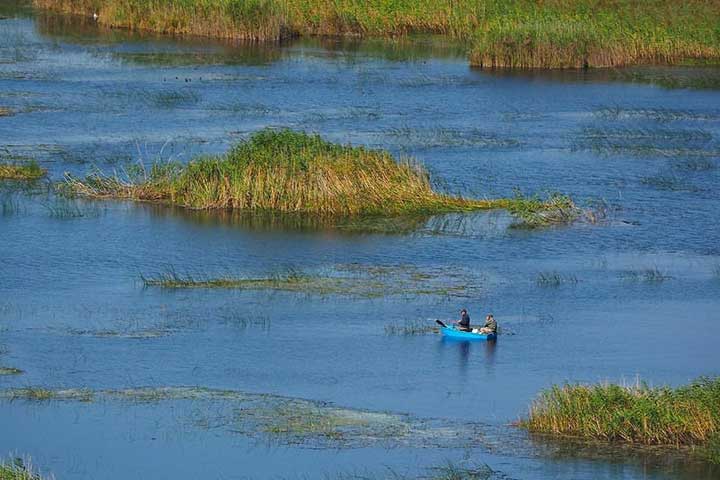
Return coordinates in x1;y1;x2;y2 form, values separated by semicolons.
520;377;720;459
0;161;46;181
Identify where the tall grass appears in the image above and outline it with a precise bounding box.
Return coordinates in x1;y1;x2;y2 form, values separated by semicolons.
0;161;46;180
521;377;720;459
64;129;518;216
0;458;50;480
34;0;720;68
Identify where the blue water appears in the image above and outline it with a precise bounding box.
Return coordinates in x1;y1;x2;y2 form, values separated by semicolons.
1;6;720;480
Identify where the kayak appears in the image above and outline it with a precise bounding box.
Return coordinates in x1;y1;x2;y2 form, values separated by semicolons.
440;325;496;341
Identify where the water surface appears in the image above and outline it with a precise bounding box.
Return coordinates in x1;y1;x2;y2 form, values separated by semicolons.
1;5;720;480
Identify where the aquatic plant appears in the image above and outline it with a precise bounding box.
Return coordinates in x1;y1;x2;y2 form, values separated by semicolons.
506;191;582;228
6;387;56;401
3;387;94;402
384;319;437;336
427;462;496;480
520;377;720;461
622;267;672;283
0;386;482;450
33;0;720;68
0;367;23;375
535;272;578;288
64;129;509;216
0;457;49;480
0;161;46;180
140;263;480;299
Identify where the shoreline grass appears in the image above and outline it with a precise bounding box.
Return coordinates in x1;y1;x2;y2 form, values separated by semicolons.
63;129;573;224
520;377;720;463
0;161;46;181
33;0;720;69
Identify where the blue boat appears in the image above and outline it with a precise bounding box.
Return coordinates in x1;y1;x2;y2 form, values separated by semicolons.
440;325;496;341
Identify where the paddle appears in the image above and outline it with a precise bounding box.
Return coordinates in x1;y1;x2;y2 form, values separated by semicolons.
435;319;449;328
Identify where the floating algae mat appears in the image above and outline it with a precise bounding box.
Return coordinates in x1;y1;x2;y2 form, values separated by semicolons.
0;386;486;449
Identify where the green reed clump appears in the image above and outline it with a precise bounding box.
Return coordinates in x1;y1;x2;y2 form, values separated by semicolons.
506;191;582;228
34;0;720;68
0;161;46;180
0;458;48;480
64;129;511;216
521;377;720;458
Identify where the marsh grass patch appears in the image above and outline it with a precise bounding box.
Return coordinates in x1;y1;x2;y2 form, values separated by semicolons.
573;127;719;158
520;377;720;464
640;174;702;192
384;319;438;336
0;161;46;181
672;158;716;172
593;107;720;123
535;272;578;288
151;89;200;109
622;267;673;283
62;129;578;228
141;264;483;299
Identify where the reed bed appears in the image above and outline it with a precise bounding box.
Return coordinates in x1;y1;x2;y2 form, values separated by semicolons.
0;161;46;180
64;129;520;217
0;458;49;480
521;377;720;457
33;0;720;68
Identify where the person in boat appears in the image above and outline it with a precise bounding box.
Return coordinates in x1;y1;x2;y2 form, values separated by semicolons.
478;314;497;335
455;309;472;331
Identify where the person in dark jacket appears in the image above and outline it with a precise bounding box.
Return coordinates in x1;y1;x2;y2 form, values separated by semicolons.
479;314;497;335
455;309;472;331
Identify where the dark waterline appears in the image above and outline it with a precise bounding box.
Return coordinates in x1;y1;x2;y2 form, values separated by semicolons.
1;5;720;480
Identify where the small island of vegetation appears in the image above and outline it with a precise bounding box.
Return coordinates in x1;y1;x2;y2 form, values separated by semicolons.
34;0;720;68
0;161;46;181
520;377;720;464
64;128;578;225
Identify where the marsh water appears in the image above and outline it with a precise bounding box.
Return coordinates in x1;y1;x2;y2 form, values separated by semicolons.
2;3;720;479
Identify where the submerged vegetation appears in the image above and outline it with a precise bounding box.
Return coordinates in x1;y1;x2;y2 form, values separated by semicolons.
64;129;577;227
34;0;720;68
384;319;437;336
0;386;483;449
0;161;46;181
141;264;481;299
535;272;578;288
521;377;720;463
622;267;672;283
